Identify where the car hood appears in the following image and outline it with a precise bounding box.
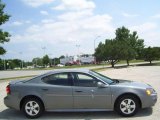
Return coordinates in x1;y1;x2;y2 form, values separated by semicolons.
113;79;151;89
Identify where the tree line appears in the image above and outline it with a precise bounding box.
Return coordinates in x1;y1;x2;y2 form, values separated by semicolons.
0;55;63;70
95;26;160;67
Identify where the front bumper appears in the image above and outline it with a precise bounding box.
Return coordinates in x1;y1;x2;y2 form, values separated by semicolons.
142;93;157;108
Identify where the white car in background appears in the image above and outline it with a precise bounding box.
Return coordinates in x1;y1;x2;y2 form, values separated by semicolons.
56;64;64;67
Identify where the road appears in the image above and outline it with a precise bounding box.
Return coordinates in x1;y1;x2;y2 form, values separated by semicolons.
0;66;159;119
0;61;160;80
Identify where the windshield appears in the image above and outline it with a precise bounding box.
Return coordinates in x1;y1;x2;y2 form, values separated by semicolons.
90;70;114;84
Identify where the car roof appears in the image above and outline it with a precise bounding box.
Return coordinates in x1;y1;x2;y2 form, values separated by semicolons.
46;68;90;75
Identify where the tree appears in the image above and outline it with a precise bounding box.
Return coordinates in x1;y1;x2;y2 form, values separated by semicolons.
59;55;65;59
52;58;60;65
42;55;50;66
0;58;3;70
11;59;21;68
104;39;121;67
143;47;160;64
94;26;145;67
0;0;10;55
115;26;144;65
95;39;121;67
32;57;43;67
94;42;105;63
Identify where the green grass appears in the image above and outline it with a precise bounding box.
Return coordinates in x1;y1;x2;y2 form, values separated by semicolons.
136;62;160;66
154;62;160;66
91;67;108;72
117;60;144;64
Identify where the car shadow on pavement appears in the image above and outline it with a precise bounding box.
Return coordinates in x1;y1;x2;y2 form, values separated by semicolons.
0;108;152;119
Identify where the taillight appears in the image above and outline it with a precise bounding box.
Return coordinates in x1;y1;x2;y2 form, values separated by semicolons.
6;85;11;94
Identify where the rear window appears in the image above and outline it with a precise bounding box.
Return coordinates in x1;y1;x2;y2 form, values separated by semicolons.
42;73;72;86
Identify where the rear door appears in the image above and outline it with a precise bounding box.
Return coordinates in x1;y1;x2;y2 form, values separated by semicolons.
41;72;73;110
72;72;112;109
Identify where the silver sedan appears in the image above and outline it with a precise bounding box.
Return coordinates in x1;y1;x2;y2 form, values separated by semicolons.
4;69;157;118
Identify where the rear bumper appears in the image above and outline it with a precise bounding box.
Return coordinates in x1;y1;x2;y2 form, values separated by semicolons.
4;95;20;110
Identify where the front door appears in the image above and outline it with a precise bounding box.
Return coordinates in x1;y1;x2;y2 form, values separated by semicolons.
72;72;112;109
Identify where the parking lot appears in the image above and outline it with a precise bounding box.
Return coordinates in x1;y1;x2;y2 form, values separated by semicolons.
0;66;159;120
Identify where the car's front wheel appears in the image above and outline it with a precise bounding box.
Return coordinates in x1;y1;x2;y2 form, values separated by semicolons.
22;98;44;118
115;95;140;117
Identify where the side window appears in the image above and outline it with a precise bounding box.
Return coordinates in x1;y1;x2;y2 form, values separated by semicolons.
74;73;98;87
42;73;72;86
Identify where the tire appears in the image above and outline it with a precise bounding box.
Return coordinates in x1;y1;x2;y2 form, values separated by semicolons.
115;95;140;117
22;98;44;119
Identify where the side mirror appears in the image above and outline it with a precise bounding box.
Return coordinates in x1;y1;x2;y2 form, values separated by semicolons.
97;82;107;88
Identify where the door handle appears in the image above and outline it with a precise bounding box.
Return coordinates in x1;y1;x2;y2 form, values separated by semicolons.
75;90;83;93
42;88;48;91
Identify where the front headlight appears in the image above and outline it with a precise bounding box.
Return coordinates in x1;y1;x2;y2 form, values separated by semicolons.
146;88;155;95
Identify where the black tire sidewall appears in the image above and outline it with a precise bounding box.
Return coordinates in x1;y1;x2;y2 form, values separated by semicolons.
115;95;140;117
22;98;44;119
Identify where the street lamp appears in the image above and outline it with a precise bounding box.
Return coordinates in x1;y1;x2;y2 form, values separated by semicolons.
19;52;23;69
94;36;101;52
48;53;53;67
94;36;101;64
76;44;80;65
3;55;6;70
42;47;46;56
76;44;80;54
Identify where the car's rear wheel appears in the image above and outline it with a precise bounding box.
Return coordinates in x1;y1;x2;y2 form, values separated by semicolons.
22;98;44;118
115;95;140;117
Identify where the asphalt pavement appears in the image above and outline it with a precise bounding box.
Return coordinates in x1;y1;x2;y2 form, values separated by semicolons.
0;61;160;80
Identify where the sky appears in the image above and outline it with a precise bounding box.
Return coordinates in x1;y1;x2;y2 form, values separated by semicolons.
1;0;160;61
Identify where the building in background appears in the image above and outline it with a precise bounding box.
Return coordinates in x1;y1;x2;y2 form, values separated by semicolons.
60;54;95;65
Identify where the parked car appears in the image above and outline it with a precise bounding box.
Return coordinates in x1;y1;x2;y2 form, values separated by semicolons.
4;69;157;118
56;64;64;67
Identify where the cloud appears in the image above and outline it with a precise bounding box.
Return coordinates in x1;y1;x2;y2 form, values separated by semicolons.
25;20;31;24
40;10;49;15
12;21;23;26
11;0;115;59
151;14;160;19
130;22;157;33
52;0;95;11
57;10;93;21
41;19;55;23
122;12;139;18
22;0;54;7
130;22;160;46
11;20;31;26
12;11;114;45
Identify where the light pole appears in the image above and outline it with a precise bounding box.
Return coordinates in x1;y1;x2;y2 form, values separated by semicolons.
94;36;101;64
3;55;6;70
42;47;46;56
48;53;53;67
19;52;23;69
76;44;80;65
94;36;101;52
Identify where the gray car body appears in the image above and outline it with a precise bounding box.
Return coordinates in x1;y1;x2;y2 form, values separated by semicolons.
4;69;157;112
